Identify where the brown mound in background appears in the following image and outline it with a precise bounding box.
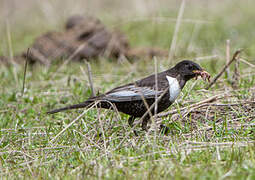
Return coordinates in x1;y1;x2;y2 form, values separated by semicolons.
1;15;168;66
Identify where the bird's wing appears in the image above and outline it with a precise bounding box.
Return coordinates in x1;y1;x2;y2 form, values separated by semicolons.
103;84;164;102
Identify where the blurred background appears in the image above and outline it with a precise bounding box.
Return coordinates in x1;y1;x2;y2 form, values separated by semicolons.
1;0;255;59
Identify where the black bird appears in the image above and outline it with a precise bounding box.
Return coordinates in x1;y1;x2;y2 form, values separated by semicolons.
47;60;210;131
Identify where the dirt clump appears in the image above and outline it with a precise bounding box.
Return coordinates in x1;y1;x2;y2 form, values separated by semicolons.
22;15;132;65
2;15;168;65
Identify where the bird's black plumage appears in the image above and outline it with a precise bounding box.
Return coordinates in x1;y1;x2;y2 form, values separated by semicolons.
48;60;206;131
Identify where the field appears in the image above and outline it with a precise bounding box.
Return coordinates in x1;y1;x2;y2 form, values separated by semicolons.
0;0;255;179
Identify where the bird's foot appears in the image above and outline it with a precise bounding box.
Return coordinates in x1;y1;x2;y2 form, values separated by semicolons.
128;116;139;136
133;130;139;136
159;124;170;135
142;124;149;132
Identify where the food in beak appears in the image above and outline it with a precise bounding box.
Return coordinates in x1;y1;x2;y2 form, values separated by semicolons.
193;70;211;82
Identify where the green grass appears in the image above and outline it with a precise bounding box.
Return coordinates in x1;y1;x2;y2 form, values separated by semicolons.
1;0;255;179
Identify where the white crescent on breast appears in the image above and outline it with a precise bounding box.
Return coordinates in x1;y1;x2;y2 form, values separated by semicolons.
166;75;181;102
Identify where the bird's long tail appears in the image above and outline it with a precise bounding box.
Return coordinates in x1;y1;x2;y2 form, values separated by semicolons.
47;100;93;114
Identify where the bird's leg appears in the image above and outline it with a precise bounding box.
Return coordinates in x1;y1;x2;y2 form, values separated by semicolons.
128;116;135;127
142;116;150;131
128;116;138;136
159;124;170;135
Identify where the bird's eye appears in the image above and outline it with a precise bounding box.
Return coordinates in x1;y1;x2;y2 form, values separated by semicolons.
187;65;193;70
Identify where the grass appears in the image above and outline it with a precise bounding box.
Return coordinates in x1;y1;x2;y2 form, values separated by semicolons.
1;0;255;179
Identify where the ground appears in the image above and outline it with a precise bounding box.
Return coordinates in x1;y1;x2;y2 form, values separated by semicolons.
0;0;255;179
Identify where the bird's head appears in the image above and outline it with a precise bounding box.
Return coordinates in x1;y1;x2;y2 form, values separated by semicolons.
174;60;210;82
